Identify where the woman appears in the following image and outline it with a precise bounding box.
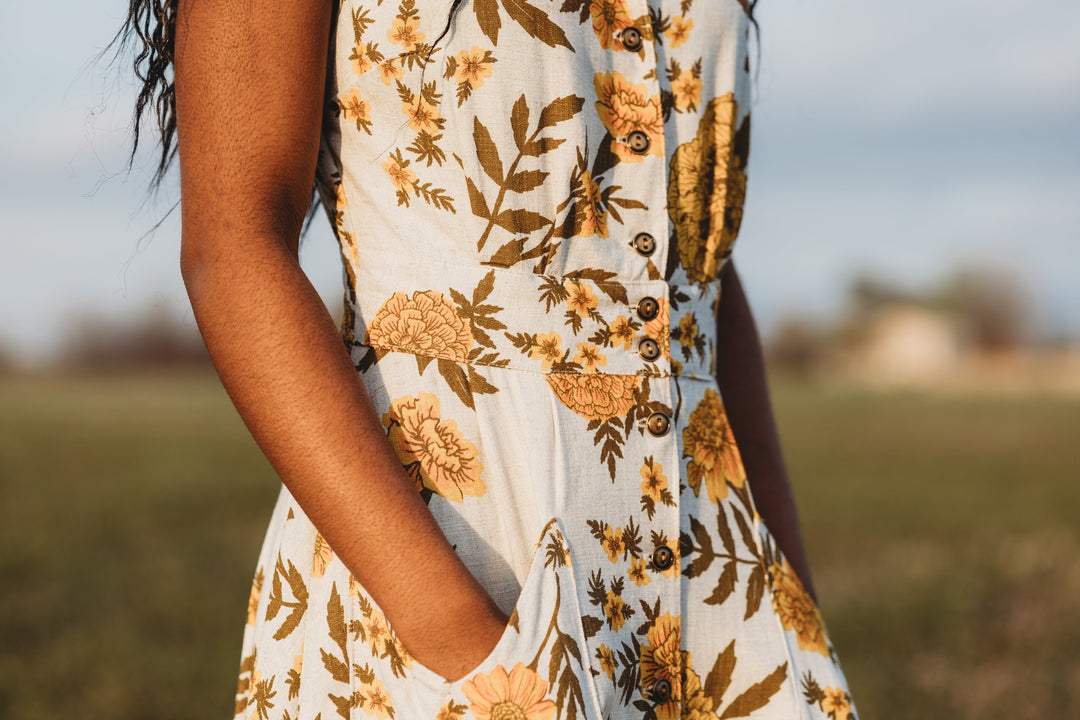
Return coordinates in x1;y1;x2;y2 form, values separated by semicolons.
122;0;857;718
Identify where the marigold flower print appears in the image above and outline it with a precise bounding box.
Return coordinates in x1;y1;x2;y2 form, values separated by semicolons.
545;373;640;421
462;663;557;720
573;341;607;373
589;0;634;50
639;612;682;720
608;315;636;351
664;15;693;48
667;93;749;284
530;332;563;371
770;560;830;657
680;664;715;720
821;686;854;719
383;154;417;192
596;644;617;680
452;46;495;90
339;87;373;134
682;387;747;502
672;69;702;112
357;677;394;719
382;392;486;503
603;589;629;631
564;279;599;319
365;290;472;362
387;16;423;51
402;95;442;134
593;71;664;162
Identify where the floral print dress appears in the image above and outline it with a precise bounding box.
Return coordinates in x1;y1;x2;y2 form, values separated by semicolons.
234;1;857;719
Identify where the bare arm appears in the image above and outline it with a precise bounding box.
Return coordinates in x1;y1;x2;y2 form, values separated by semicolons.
174;0;505;680
714;260;817;599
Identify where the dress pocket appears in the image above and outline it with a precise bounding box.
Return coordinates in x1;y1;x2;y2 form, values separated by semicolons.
411;517;602;720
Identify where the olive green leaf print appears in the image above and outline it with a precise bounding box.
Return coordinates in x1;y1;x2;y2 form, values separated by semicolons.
681;504;766;619
463;93;583;256
321;583;350;686
266;554;310;641
471;0;575;51
695;645;787;720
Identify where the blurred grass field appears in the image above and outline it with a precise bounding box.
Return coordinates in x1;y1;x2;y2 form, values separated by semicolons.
1;372;1078;719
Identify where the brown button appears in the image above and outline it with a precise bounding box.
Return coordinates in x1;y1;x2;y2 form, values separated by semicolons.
620;26;643;52
650;678;673;705
638;337;661;361
646;411;670;437
632;232;656;256
652;545;675;571
626;130;650;154
636;297;659;322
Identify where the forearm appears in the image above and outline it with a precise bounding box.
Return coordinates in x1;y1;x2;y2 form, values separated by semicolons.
182;235;505;677
713;260;817;599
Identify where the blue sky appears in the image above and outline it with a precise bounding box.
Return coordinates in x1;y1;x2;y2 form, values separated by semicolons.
1;0;1078;361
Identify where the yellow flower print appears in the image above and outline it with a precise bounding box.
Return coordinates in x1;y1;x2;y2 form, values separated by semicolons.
677;312;699;346
530;331;563;371
589;0;634;50
577;169;610;238
574;342;607;373
603;589;628;631
608;315;636;351
378;58;404;86
361;610;391;655
339;87;373;134
462;663;557;720
357;677;394;719
665;15;693;48
546;373;640;421
387;16;424;51
435;702;466;720
382;392;486;503
628;556;651;586
596;644;617;680
672;69;702;112
667;93;749;284
593;70;664;162
601;524;625;562
366;289;472;361
402;94;442;134
682;387;747;502
770;560;830;657
639;613;682;720
383;154;418;193
350;42;373;76
639;458;668;503
312;532;333;578
681;664;715;720
452;46;495;90
565;279;599;319
821;687;853;719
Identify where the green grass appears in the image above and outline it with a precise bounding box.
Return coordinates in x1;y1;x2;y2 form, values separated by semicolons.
1;373;1078;719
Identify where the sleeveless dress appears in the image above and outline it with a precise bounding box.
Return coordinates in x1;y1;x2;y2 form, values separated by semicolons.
234;1;858;719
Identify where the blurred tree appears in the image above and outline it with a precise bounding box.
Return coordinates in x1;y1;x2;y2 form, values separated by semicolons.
60;305;210;370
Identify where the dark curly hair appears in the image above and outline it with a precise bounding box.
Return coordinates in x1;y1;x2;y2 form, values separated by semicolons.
117;0;759;189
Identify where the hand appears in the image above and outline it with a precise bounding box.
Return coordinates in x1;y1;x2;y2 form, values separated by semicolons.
404;601;510;682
